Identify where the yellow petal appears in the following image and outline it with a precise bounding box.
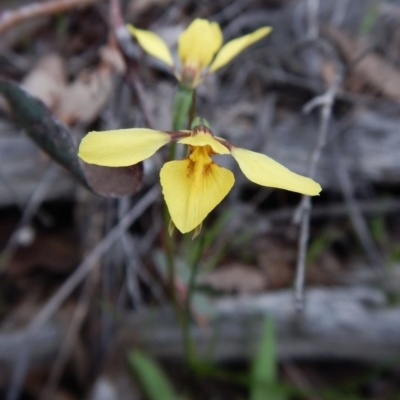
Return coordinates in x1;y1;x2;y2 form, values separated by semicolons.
160;147;234;233
209;26;272;72
178;132;230;154
231;147;321;196
178;19;223;70
78;128;171;167
127;24;174;67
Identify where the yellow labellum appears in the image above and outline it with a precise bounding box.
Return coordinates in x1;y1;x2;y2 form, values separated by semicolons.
78;128;171;167
230;147;321;196
160;146;234;233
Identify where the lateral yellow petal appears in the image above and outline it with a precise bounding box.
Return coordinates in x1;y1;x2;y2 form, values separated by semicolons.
231;147;321;196
178;19;223;70
78;129;171;167
127;24;174;67
178;133;230;154
160;147;234;233
209;26;272;72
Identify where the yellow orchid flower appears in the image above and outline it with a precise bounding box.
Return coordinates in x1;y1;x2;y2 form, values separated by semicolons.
127;19;272;88
78;120;321;234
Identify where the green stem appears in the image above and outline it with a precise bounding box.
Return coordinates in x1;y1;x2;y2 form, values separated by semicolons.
172;85;193;130
183;234;205;367
163;84;196;334
163;203;183;327
168;86;194;162
188;89;196;129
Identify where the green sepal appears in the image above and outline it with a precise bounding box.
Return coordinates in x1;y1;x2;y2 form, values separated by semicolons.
190;116;211;130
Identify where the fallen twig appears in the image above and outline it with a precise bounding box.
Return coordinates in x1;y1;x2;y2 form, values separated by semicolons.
5;186;160;400
109;0;156;129
2;286;400;365
40;196;105;400
124;286;400;363
0;0;104;35
0;162;59;273
306;0;319;40
28;186;159;334
293;41;343;311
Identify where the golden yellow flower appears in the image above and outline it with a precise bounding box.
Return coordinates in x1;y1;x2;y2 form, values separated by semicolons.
78;121;321;234
127;18;272;88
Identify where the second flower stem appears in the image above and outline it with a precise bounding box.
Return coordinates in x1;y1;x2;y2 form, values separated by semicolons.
183;234;205;367
165;84;200;366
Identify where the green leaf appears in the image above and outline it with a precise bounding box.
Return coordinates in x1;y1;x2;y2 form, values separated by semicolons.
249;317;288;400
128;350;184;400
0;78;88;187
0;78;143;197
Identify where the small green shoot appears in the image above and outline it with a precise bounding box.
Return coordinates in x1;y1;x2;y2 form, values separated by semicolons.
358;0;382;36
370;216;387;247
128;350;186;400
249;317;288;400
306;230;338;267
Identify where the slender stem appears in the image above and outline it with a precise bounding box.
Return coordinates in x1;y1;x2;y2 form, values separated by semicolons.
183;234;205;367
294;64;342;311
180;88;200;366
163;203;183;327
168;141;177;162
168;86;193;164
163;85;195;330
172;85;193;130
188;90;196;129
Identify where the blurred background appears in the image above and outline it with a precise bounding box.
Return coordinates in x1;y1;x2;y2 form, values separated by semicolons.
1;0;400;399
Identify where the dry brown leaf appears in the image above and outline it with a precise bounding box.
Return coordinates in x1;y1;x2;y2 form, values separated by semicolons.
321;60;337;88
257;237;295;289
22;53;66;111
99;44;126;74
57;44;126;125
200;264;267;294
325;25;400;100
57;68;113;125
20;44;126;126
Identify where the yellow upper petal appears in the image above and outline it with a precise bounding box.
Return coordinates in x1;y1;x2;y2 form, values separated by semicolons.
78;128;171;167
178;19;223;70
178;132;230;154
127;24;174;67
209;26;272;72
231;147;321;196
160;147;234;233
